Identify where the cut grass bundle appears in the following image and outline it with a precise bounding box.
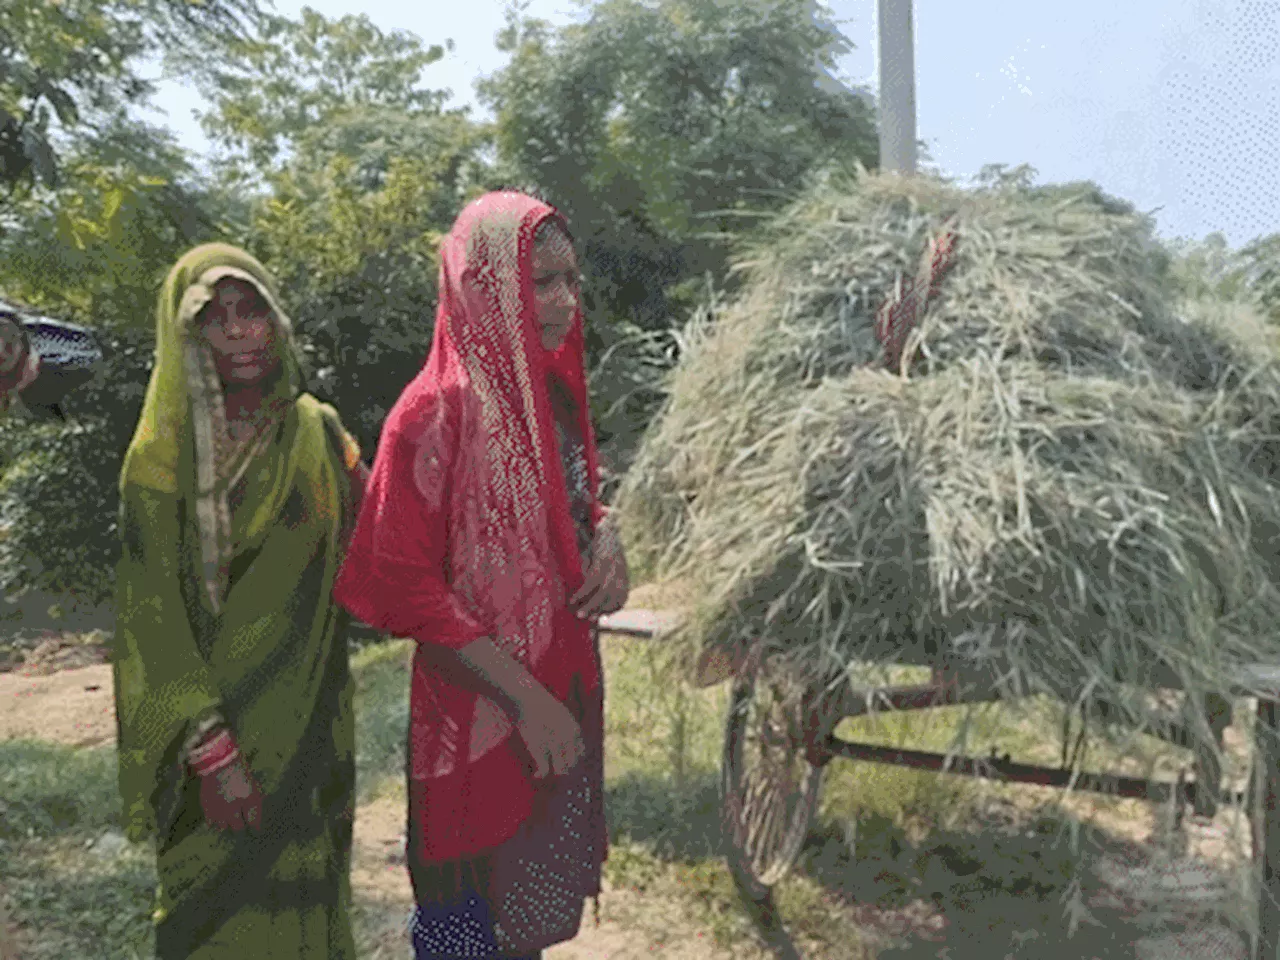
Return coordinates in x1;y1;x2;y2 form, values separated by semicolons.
618;168;1280;763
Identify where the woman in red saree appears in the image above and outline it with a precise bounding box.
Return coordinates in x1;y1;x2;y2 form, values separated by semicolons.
333;191;629;959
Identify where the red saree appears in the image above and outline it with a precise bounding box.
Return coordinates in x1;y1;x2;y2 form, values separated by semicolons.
333;191;608;869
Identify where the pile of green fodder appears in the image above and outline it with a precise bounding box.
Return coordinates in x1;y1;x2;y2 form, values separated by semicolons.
617;168;1280;751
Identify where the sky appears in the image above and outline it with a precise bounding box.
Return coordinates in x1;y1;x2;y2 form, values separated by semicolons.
144;0;1280;247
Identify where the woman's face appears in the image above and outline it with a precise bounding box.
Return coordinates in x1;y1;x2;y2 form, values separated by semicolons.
530;225;581;352
0;317;27;388
0;316;37;399
199;277;281;387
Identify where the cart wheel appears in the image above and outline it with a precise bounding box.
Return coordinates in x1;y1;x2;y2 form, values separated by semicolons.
1255;699;1280;960
721;667;824;902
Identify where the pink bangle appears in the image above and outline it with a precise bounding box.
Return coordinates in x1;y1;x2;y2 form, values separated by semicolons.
188;728;240;777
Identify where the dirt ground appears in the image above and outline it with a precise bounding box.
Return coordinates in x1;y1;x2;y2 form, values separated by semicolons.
0;661;746;959
0;598;753;960
350;794;742;960
0;603;1263;960
0;662;115;746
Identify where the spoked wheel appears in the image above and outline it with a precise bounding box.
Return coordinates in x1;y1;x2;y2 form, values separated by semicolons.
721;663;824;959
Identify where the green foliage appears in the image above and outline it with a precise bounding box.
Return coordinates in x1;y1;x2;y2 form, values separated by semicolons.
0;115;225;327
0;4;238;601
181;7;460;188
0;7;480;598
480;0;879;322
0;116;219;603
0;421;116;603
349;641;412;803
1165;231;1250;303
1158;228;1280;326
0;326;152;604
289;107;480;195
247;153;464;452
1236;233;1280;321
480;0;879;468
172;6;486;451
1104;181;1277;315
0;0;884;597
0;0;261;196
0;116;212;603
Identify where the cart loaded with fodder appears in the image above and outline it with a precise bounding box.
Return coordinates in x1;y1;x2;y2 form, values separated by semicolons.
601;170;1280;960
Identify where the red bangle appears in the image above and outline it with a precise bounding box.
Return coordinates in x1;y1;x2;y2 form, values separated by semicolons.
188;728;240;777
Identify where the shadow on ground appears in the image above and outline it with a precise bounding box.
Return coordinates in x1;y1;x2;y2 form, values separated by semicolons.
604;764;1250;959
605;768;724;862
804;810;1131;958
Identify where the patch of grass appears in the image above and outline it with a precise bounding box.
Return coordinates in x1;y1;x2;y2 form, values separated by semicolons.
0;643;418;956
597;839;779;958
597;621;1236;957
351;639;413;805
823;691;1196;837
606;767;723;861
793;807;1152;960
4;834;156;960
601;633;881;955
350;899;411;959
0;742;152;959
0;740;121;839
2;613;1241;959
602;632;727;785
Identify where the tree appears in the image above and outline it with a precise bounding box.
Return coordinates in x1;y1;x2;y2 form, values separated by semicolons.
480;0;877;315
246;153;461;454
0;5;481;601
0;0;261;197
0;110;228;604
178;7;461;189
1235;234;1280;321
0;115;225;327
479;0;879;474
183;7;486;451
176;6;485;449
0;323;154;605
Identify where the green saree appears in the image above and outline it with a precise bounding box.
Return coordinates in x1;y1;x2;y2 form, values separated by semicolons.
113;244;363;959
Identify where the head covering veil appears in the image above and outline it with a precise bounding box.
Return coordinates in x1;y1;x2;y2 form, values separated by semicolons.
120;243;303;613
337;191;603;803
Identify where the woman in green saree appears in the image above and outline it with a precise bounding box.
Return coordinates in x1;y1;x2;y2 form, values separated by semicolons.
112;244;367;959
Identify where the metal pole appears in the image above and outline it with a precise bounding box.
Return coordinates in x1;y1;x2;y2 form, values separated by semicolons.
877;0;918;175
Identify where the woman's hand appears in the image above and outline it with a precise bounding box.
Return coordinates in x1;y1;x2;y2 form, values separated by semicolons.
451;638;584;779
570;512;629;619
515;687;585;780
199;757;265;832
190;728;265;832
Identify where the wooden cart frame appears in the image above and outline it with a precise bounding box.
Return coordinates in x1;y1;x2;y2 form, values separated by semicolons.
599;610;1280;960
